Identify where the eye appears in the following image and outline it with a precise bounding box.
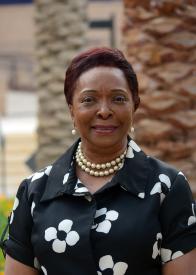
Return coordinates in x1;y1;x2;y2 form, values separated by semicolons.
81;96;95;104
113;95;127;103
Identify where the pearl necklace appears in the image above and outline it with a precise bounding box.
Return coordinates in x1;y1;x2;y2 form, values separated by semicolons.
75;142;126;177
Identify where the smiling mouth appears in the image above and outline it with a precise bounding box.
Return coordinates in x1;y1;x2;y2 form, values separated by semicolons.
92;125;118;134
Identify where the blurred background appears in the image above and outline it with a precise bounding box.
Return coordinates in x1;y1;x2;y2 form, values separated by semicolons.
0;0;195;271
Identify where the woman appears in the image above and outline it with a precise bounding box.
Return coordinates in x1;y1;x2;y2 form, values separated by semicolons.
4;47;196;275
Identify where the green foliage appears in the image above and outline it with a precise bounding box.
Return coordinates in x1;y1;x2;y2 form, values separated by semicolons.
0;197;13;273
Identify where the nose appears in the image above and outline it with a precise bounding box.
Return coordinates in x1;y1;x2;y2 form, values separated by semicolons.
97;101;113;119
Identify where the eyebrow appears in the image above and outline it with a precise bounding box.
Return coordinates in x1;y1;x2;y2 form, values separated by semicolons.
80;88;128;93
111;89;128;93
80;89;96;93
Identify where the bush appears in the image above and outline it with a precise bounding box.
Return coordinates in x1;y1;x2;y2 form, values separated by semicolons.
0;196;13;273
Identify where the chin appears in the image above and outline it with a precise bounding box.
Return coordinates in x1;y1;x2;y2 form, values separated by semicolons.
90;135;125;148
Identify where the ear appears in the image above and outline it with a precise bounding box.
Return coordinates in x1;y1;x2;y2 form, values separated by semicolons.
131;108;135;120
69;104;74;120
128;104;134;120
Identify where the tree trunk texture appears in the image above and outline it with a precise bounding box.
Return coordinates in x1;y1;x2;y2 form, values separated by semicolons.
34;0;88;168
123;0;196;194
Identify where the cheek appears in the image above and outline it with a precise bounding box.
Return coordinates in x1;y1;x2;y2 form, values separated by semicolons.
73;109;92;129
119;107;133;122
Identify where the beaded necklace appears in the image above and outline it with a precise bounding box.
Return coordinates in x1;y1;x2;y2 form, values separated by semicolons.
75;142;126;177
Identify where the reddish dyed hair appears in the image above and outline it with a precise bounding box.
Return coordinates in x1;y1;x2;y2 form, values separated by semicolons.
64;47;140;111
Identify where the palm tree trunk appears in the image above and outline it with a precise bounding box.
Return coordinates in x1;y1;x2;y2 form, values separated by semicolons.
123;0;196;194
34;0;88;168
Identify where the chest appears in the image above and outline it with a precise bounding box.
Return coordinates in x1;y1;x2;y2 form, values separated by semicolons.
76;167;113;194
31;192;162;274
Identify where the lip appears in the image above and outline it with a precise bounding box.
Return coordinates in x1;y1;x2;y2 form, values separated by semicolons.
92;125;118;134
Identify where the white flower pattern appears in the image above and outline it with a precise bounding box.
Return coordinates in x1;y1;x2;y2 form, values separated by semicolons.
34;257;41;270
31;201;35;217
152;233;162;259
150;174;171;203
161;248;183;263
97;255;128;275
63;172;70;185
188;203;196;226
44;219;80;253
126;140;141;158
74;179;89;195
138;192;145;199
27;165;53;182
41;266;48;275
92;207;119;234
10;197;19;224
178;171;187;181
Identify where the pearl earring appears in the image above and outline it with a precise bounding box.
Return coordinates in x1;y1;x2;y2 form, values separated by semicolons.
131;127;134;133
72;129;76;135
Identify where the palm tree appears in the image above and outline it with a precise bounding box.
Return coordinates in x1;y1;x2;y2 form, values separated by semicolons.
123;0;196;193
34;0;88;168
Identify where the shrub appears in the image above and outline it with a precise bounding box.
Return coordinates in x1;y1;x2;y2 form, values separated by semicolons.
0;196;13;273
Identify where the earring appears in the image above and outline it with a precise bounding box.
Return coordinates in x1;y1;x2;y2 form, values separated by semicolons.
128;126;135;138
72;129;76;135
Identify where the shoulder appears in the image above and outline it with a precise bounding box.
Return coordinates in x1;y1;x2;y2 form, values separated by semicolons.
21;164;54;202
22;151;65;199
16;140;79;204
145;155;191;203
147;155;179;180
126;138;183;186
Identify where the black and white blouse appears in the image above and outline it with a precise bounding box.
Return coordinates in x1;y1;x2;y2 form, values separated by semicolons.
5;138;196;275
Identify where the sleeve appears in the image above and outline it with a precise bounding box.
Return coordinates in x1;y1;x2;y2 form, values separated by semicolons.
160;172;196;264
5;179;35;268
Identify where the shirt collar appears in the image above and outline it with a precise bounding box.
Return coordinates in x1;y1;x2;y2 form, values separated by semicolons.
40;137;149;202
114;139;149;199
40;139;80;202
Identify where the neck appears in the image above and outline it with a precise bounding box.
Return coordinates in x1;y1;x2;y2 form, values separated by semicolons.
80;138;128;164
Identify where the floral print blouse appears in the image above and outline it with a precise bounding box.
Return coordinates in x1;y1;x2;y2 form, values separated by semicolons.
5;138;196;275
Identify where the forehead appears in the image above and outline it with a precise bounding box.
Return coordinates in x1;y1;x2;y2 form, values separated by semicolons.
76;66;129;88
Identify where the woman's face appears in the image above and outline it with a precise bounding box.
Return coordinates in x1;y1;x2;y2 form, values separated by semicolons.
69;66;134;150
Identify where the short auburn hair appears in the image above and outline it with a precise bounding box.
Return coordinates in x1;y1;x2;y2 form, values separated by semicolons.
64;47;140;111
